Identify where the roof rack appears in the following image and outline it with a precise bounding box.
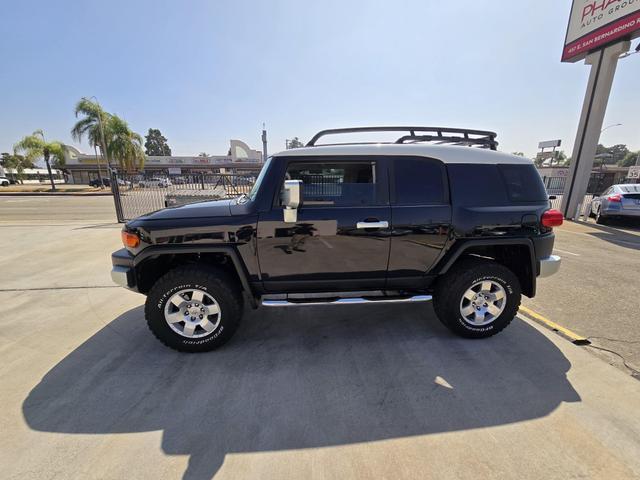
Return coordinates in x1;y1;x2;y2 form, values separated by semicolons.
306;126;498;150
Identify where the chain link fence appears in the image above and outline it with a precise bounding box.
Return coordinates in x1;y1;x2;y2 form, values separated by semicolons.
111;172;257;222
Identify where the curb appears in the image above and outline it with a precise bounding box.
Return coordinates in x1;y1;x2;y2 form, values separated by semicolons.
518;305;591;345
0;192;113;197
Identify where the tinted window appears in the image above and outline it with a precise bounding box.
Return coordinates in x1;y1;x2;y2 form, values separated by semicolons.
448;164;547;206
498;164;548;202
448;164;508;206
394;158;445;205
284;162;377;206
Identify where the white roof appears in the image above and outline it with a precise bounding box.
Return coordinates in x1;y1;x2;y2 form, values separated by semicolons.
274;144;533;165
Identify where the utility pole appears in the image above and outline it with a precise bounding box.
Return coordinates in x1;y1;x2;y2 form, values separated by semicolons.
261;123;268;162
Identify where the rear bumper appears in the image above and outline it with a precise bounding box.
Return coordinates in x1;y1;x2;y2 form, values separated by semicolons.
539;255;561;278
602;208;640;218
111;248;138;291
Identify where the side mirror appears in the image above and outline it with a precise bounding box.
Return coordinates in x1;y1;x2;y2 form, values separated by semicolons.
281;179;302;223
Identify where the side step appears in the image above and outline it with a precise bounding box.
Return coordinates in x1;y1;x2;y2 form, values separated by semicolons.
262;294;432;307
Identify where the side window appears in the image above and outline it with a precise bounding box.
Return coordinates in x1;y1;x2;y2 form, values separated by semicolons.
283;161;378;206
394;158;445;205
498;164;548;202
448;164;508;206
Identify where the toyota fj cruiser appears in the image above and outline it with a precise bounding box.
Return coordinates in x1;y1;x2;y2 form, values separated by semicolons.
111;126;563;352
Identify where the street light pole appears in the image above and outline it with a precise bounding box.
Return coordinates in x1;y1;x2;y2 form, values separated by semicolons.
600;123;622;134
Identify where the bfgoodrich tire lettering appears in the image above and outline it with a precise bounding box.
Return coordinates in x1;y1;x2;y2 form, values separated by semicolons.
434;258;521;339
145;266;242;352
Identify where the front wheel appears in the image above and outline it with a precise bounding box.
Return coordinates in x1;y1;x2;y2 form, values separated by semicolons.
145;266;243;352
433;258;521;339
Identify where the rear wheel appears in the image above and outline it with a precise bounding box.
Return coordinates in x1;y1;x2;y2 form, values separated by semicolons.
145;266;242;352
433;258;521;339
595;207;608;225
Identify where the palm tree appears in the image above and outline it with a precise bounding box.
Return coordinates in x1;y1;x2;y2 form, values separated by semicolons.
71;98;109;184
107;115;145;172
14;130;67;190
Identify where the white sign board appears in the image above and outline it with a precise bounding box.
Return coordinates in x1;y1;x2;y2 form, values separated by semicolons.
538;139;561;149
628;166;640;179
563;0;640;62
168;168;182;175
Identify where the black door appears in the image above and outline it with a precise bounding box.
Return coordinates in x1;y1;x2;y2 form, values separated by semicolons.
257;157;391;292
387;156;451;289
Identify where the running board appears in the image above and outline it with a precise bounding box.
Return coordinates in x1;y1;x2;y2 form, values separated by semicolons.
261;295;432;307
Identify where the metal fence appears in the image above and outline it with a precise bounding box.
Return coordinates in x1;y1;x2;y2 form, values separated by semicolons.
542;173;612;219
111;171;257;222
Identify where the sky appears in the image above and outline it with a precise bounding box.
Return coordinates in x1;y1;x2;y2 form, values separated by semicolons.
1;0;639;159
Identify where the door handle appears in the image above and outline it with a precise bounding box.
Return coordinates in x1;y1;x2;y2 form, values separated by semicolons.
356;220;389;229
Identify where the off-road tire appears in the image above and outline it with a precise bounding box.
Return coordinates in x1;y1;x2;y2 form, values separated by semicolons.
145;266;242;352
433;257;521;339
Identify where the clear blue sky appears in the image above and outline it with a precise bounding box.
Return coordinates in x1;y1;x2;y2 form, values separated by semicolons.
1;0;638;158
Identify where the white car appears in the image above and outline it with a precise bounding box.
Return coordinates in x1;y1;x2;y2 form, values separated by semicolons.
0;177;10;186
138;177;172;188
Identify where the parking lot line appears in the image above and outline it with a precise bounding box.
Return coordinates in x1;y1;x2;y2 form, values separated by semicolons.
519;305;590;345
553;248;580;256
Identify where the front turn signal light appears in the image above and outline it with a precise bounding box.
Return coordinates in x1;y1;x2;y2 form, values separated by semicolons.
121;230;140;248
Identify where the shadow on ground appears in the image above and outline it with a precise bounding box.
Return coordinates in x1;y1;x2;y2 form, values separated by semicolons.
580;220;640;250
23;303;580;479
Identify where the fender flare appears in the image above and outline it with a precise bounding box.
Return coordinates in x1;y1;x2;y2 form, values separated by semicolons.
134;244;257;308
436;238;537;296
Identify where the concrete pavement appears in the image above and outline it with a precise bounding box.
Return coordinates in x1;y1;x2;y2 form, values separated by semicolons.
523;219;640;376
1;197;640;479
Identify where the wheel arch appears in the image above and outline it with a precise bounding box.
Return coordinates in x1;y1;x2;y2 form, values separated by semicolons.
133;245;257;308
435;239;537;298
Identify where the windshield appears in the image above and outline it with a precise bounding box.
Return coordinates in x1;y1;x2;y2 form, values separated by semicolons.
244;157;272;202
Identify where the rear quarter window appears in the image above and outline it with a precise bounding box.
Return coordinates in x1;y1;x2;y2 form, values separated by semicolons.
498;164;548;202
448;163;547;206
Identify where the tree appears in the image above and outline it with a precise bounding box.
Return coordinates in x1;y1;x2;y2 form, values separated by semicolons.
107;115;145;172
287;137;304;149
72;98;110;184
618;151;639;167
1;152;34;183
144;128;171;156
511;152;524;157
13;130;67;190
198;152;209;157
596;143;629;164
72;97;146;173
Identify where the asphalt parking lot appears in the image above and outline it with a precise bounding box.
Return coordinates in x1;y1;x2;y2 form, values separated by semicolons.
1;196;640;479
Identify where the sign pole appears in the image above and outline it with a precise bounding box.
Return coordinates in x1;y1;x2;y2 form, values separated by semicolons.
561;40;630;219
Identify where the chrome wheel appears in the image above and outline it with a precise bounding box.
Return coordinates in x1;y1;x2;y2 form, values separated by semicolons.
164;288;221;338
459;280;506;326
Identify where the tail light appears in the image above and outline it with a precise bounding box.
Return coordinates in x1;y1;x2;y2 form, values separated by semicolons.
121;230;140;248
607;194;622;203
541;209;564;228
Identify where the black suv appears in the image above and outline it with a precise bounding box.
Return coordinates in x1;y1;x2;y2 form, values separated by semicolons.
111;127;562;353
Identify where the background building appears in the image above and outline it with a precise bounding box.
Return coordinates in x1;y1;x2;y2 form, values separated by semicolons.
63;139;263;184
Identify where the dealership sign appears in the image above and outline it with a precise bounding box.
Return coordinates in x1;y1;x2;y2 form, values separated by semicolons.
563;0;640;62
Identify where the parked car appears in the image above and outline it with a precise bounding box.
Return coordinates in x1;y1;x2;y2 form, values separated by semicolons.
111;126;563;353
0;176;10;186
138;177;171;188
89;178;110;187
590;184;640;224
